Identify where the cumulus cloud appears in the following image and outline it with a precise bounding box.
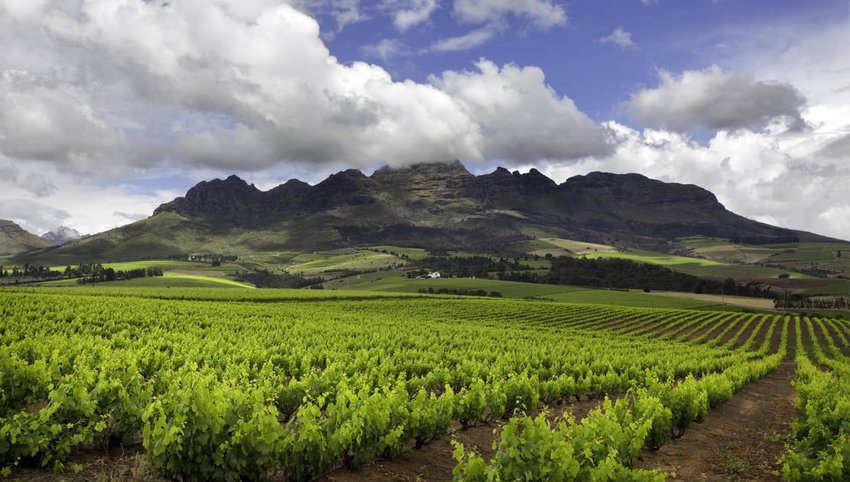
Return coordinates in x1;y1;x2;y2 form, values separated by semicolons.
432;60;613;162
0;0;607;175
0;199;71;235
527;119;850;241
0;161;181;234
452;0;567;30
0;164;56;197
596;27;635;49
427;25;501;52
625;66;806;133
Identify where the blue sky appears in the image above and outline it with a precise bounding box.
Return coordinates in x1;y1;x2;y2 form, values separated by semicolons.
0;0;849;239
322;0;841;123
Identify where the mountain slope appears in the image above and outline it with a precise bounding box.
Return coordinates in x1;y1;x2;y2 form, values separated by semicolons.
20;161;839;264
0;220;51;256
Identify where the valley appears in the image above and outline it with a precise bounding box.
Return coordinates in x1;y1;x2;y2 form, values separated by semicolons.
3;165;850;482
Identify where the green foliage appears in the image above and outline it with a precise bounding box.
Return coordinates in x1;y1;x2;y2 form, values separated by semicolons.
142;371;282;482
782;318;850;481
0;289;811;479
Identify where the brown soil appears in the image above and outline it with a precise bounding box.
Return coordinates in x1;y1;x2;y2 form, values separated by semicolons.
730;317;763;350
662;313;714;340
797;320;818;363
8;444;156;482
820;319;850;355
769;319;787;357
746;317;774;351
687;317;729;343
636;361;797;481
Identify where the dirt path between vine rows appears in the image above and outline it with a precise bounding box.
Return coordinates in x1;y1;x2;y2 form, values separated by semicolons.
635;361;797;481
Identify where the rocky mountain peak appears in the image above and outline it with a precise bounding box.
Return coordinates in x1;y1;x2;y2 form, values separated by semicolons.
371;161;474;202
154;175;261;217
41;226;82;246
144;161;812;249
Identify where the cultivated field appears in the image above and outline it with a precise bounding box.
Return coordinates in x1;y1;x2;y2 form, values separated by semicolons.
2;287;848;480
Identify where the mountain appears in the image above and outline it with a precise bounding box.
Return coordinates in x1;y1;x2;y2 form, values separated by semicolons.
19;161;837;264
41;226;82;246
0;220;51;256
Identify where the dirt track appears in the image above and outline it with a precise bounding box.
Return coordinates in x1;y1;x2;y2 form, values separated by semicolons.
636;361;796;481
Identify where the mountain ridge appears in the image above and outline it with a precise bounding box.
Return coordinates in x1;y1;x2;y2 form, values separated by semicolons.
16;161;841;264
0;220;51;256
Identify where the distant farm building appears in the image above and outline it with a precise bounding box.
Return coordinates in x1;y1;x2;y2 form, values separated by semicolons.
427;271;441;279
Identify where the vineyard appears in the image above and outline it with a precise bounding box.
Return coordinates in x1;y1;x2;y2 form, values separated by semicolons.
1;288;850;480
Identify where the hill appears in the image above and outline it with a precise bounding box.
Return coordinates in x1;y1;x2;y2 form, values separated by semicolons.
0;219;51;256
17;161;841;264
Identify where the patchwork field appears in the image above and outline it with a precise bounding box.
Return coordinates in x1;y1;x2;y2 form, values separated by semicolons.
2;287;849;481
327;271;743;310
514;237;812;281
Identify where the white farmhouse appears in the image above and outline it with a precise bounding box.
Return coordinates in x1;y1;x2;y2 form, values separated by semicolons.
427;271;441;279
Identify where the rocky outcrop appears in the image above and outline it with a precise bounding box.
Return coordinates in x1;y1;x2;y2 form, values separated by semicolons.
41;226;82;246
140;161;824;250
154;175;262;217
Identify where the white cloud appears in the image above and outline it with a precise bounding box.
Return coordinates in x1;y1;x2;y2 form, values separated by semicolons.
361;38;408;60
426;25;500;52
0;163;57;197
0;161;181;235
625;66;806;133
385;0;439;31
452;0;566;30
432;60;612;162
596;26;635;49
0;0;610;176
529;117;850;241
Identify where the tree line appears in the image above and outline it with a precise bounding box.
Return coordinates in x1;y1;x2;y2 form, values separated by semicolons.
0;264;63;280
76;265;164;284
503;257;775;298
409;256;535;278
410;255;777;299
417;287;503;297
168;254;239;267
235;269;324;289
773;296;849;311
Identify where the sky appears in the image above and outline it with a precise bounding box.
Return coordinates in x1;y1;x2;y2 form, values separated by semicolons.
0;0;849;240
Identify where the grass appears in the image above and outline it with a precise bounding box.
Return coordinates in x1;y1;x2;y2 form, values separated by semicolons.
365;245;429;260
327;271;744;310
588;249;810;280
285;250;402;276
515;237;808;280
675;238;850;277
33;272;254;289
538;238;618;254
49;260;210;271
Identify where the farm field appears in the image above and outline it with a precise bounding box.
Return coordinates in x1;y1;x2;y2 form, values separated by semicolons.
676;238;850;277
2;288;849;481
283;249;403;276
325;271;740;310
515;237;811;280
36;271;255;289
589;249;810;280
